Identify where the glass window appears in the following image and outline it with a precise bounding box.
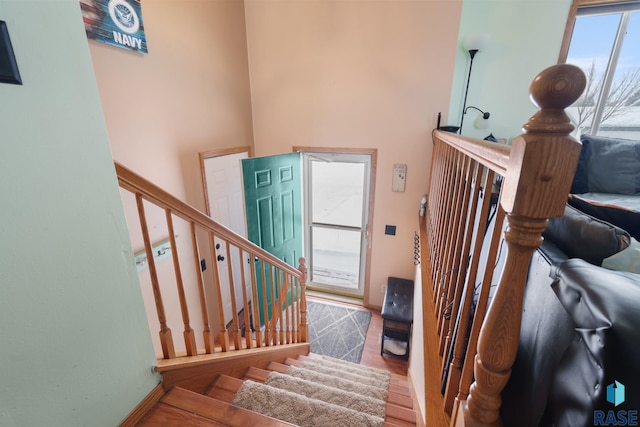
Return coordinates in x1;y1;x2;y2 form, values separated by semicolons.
564;2;640;139
311;161;364;228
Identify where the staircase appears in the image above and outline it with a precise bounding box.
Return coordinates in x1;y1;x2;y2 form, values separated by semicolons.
137;354;417;426
116;161;309;360
115;164;417;426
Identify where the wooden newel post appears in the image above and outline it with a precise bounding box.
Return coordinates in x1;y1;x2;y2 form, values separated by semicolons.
298;257;309;343
462;64;586;426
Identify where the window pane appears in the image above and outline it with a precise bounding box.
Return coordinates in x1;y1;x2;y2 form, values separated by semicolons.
566;13;621;134
311;161;364;227
599;11;640;139
311;227;360;288
566;8;640;138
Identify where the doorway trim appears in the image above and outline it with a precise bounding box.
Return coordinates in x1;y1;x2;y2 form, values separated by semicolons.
199;145;253;216
293;146;377;307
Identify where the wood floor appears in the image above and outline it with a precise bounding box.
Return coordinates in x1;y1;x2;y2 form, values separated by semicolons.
307;296;408;376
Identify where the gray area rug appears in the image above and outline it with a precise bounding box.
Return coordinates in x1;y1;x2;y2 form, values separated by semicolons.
307;300;372;363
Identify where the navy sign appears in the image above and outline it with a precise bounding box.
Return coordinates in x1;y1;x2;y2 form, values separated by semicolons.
80;0;148;54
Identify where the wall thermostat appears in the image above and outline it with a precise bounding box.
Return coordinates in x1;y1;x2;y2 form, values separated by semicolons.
392;164;407;192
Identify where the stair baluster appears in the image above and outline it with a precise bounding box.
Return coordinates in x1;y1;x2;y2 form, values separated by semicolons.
208;232;229;352
298;258;308;343
269;264;278;346
238;248;253;349
190;222;215;354
224;241;241;350
136;193;175;359
249;254;263;347
260;261;271;346
284;275;291;344
165;209;197;356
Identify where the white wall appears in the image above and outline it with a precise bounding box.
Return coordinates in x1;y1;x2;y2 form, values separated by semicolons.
0;1;158;426
245;0;463;307
449;0;573;141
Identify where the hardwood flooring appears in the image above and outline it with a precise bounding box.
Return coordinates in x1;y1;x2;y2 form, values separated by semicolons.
307;295;408;376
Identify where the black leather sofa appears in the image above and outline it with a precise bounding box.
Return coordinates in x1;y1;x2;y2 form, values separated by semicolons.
568;134;640;240
501;204;640;427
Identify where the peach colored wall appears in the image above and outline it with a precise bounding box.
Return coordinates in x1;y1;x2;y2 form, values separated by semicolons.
88;0;254;354
90;0;254;203
245;0;463;307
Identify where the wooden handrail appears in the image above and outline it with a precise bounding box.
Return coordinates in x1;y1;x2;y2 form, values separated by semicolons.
424;64;586;427
116;161;307;360
434;131;511;177
116;162;302;280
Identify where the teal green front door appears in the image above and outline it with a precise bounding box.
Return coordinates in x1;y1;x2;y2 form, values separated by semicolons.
242;153;303;326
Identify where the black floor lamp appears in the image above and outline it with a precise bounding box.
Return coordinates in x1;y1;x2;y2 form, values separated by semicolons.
458;33;490;134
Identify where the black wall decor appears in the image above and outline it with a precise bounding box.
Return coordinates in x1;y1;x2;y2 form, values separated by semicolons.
0;20;22;85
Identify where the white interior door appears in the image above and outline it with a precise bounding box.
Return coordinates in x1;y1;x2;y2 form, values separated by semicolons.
201;150;250;325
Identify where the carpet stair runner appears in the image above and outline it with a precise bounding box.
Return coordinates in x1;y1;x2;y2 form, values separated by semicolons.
138;353;417;427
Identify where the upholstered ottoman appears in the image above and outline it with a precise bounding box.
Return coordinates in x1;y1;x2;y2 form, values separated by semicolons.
381;277;414;359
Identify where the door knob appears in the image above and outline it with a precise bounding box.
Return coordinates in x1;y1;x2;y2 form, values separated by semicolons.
217;255;225;262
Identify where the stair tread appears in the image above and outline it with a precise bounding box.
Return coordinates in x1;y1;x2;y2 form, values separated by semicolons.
206;375;243;403
268;361;413;408
159;386;293;426
211;375;244;394
384;420;418;427
244;367;416;424
300;354;410;386
210;374;415;426
138;402;228;426
244;365;271;382
284;357;412;397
